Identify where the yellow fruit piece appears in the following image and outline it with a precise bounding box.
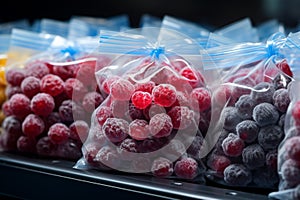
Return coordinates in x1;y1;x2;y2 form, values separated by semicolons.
0;67;6;86
0;110;6;126
0;86;6;105
0;54;7;67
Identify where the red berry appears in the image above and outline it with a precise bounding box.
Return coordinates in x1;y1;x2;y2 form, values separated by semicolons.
96;106;112;126
149;113;173;138
131;91;152;109
9;93;31;119
6;68;26;86
69;120;89;143
21;76;40;98
174;157;198;179
75;61;96;86
43;112;61;131
152;84;177;107
48;123;70;144
277;60;293;77
30;93;55;116
17;136;37;153
128;119;150;141
134;81;155;93
143;103;166;120
101;76;120;94
58;100;85;123
25;61;50;79
151;157;173;177
102;118;129;143
222;133;245;157
52;64;79;80
167;106;194;130
82;91;104;113
110;100;128;119
5;86;22;99
284;136;300;162
22;114;45;137
179;66;204;88
292;101;300;123
84;142;101;166
95;146;120;168
190;87;211;111
40;74;65;97
2;101;12;116
64;78;88;101
207;154;231;173
110;79;135;101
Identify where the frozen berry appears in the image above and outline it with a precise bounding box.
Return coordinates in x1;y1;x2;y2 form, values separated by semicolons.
163;139;186;161
143;103;166;120
95;145;120;168
138;138;166;153
276;60;293;77
213;85;233;106
278;114;286;129
258;125;283;151
55;139;82;160
96;106;112;126
40;74;64;97
253;103;280;127
149;113;173;138
134;81;155;94
52;64;78;80
84;142;101;166
128;119;150;141
168;106;194;130
273;88;290;113
2;101;12;117
207;154;231;173
152;84;177;107
151;157;173;177
101;76;120;94
126;102;144;121
223;164;252;186
242;144;265;169
281;159;300;187
190;87;211;111
117;138;138;159
103;118;129;143
9;93;31;119
82;91;104;113
25;61;50;79
222;106;242;131
292;101;300;124
236;120;259;143
131;91;152;109
6;68;25;86
17;136;37;153
90;124;107;146
59;100;85;123
174;157;198;179
2;116;21;135
22;114;45;137
284;136;300;162
36;136;58;157
231;77;256;99
110;79;135;101
187;135;203;159
54;92;69;110
64;78;88;101
179;66;204;88
31;93;55;116
252;167;279;188
266;150;278;170
235;95;256;120
110;100;128;119
273;73;292;90
21;76;40;98
75;60;97;86
5;86;22;99
48;123;70;144
250;82;275;104
222;133;245;157
69;120;89;143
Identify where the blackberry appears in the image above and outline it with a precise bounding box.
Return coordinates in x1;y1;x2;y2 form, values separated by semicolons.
222;106;242;132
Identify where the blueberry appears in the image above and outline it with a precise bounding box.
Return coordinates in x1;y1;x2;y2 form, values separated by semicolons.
250;82;275;104
236;120;259;143
223;164;252;186
258;125;283;151
253;103;280;127
222;106;242;131
272;73;292;90
242;144;265;169
278;114;286;129
273;88;290;113
235;95;256;120
281;159;300;187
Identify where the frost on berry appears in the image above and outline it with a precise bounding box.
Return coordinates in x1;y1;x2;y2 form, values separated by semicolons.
253;103;279;127
25;61;50;79
2;116;21;135
250;82;275;104
9;93;31;119
151;157;173;177
281;159;300;187
5;86;22;99
152;84;177;107
234;95;256;120
64;78;88;102
207;153;231;173
167;106;194;130
31;93;55;117
222;133;245;157
21;76;40;98
22;114;45;138
96;106;112;126
128;119;150;141
102;118;129;143
223;164;252;186
6;68;26;86
190;87;211;111
149;113;173;138
82;91;104;113
69;120;89;143
174;157;198;179
242;144;265;170
236;120;259;143
117;138;138;160
131;91;152;109
222;106;242;132
273;88;290;113
110;79;135;101
134;81;155;94
284;136;300;162
258;125;283;151
48;123;70;144
40;74;65;97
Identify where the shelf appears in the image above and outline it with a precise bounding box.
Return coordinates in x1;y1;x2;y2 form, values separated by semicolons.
0;152;271;200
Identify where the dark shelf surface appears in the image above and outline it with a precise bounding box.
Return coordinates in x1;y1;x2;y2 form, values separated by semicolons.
0;152;272;200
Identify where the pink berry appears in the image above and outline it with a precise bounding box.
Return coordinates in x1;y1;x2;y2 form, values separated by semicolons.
82;91;104;113
9;93;31;119
152;84;177;107
276;60;293;77
102;118;129;143
17;136;37;153
207;154;231;173
179;66;204;88
22;114;45;137
222;133;245;157
2;101;12;116
69;120;89;143
5;86;22;99
293;101;300;124
174;157;198;179
131;91;152;109
96;106;113;126
143;103;166;120
134;81;155;93
21;76;40;98
48;123;70;144
5;68;26;86
101;76;120;94
149;113;173;138
64;78;88;101
151;157;173;177
167;106;194;130
52;64;79;80
40;74;65;97
25;61;50;79
128;119;150;141
110;100;128;119
95;145;120;168
284;136;300;162
190;87;211;111
75;61;96;86
84;142;101;166
110;79;135;101
30;93;55;116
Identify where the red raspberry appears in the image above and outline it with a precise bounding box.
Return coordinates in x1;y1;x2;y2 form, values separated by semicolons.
5;86;22;99
40;74;65;97
54;92;69;110
52;64;79;81
167;75;192;93
30;93;55;117
167;106;194;130
129;119;150;140
276;60;293;77
75;61;96;86
5;68;26;86
207;154;231;173
138;137;167;153
143;103;166;120
152;84;177;107
222;133;245;157
110;100;128;119
101;76;120;95
82;91;104;113
17;136;37;153
284;136;300;162
58;100;85;123
110;79;135;101
69;120;89;143
2;101;12;116
171;91;190;107
151;157;173;177
292;101;300;123
48;123;70;144
25;61;50;79
149;113;173;138
190;87;211;111
64;78;88;101
126;102;144;121
21;76;40;98
96;106;112;126
102;118;129;143
213;85;233;106
174;157;198;179
9;93;31;119
90;124;108;146
84;142;101;166
131;91;152;109
95;145;120;168
134;81;155;94
22;114;45;137
179;66;205;88
117;138;138;160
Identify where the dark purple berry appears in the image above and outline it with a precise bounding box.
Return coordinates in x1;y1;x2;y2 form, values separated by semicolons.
235;95;256;120
242;144;265;169
223;164;252;186
250;82;275;104
236;120;259;143
253;103;280;127
258;125;283;151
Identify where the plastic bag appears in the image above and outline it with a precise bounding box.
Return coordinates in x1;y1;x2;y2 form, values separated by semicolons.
40;18;69;37
0;19;31;34
0;34;10;67
257;19;285;42
74;27;217;182
140;14;162;28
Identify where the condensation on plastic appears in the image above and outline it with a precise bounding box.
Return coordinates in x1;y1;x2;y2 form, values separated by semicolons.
40;19;69;37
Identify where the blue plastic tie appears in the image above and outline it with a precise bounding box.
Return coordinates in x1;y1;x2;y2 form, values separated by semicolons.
150;46;165;59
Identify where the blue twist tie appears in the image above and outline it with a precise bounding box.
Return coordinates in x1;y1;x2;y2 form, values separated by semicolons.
266;32;286;58
150;46;165;59
60;46;78;58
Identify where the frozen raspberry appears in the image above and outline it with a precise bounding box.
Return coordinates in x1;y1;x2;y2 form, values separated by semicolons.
22;114;45;137
207;154;231;173
258;125;283;151
222;133;245;157
281;159;300;187
143;103;166;120
110;100;128;119
167;106;194;130
284;136;300;162
25;61;50;79
103;118;129;143
253;103;280;127
2;116;21;135
250;82;275;104
163;139;186;161
167;74;192;92
126;102;144;121
110;79;135;101
95;145;120;168
96;106;112;126
242;144;265;169
232;77;256;99
187;135;203;159
17;135;37;153
252;167;279;188
149;113;173;138
190;87;211;111
180;66;204;88
36;136;58;157
151;157;173;177
276;60;293;77
223;164;252;186
43;112;61;131
138;137;167;153
52;64;78;81
64;78;88;101
5;68;25;86
117;138;138;160
54;92;69;110
152;84;177;107
171;91;190;107
59;100;85;123
2;101;12;117
266;150;278;170
128;119;150;141
214;85;233;106
222;106;242;131
101;76;120;94
69;120;89;143
84;142;101;166
55;139;82;160
48;123;70;144
40;74;65;97
90;124;107;146
174;157;198;179
272;73;292;90
236;120;259;143
5;86;22;99
131;91;152;109
82;91;104;113
273;88;290;113
31;93;55;116
293;101;300;124
21;76;40;98
9;93;31;119
134;81;155;94
235;95;256;120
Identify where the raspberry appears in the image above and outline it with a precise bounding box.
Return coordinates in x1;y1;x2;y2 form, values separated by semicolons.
64;78;88;101
167;106;194;130
207;153;231;173
117;138;138;160
223;164;252;186
22;114;45;137
126;102;144;121
31;93;55;116
179;66;204;88
163;139;186;161
222;133;245;157
152;84;177;107
134;81;155;94
110;100;128;119
242;144;265;169
222;106;242;131
52;64;78;81
110;79;135;101
54;92;69;110
75;61;96;86
276;60;293;77
82;91;104;113
48;123;70;144
90;124;107;146
69;120;89;143
138;138;167;153
171;91;190;107
5;68;26;86
266;150;278;170
101;76;120;95
281;159;300;187
59;100;85;123
190;87;211;111
250;82;275;104
40;74;65;97
167;74;192;92
36;136;58;157
84;142;102;166
292;101;300;123
21;76;40;98
273;88;290;113
149;113;173;138
95;145;120;168
96;106;113;126
151;157;173;177
234;95;256;120
174;157;198;179
43;112;61;131
214;85;233;106
2;116;21;135
252;167;279;188
5;86;22;99
55;139;82;160
253;103;280;127
9;93;31;119
236;120;259;143
272;73;292;90
284;136;300;162
2;101;12;117
17;136;37;153
103;118;129;143
25;61;50;79
232;77;256;99
143;103;166;120
128;119;150;141
131;91;152;109
258;125;283;151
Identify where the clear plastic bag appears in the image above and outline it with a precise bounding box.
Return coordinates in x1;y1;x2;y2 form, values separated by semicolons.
257;19;285;42
0;19;31;34
40;18;69;37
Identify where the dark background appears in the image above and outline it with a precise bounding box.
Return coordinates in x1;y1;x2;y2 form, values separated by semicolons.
1;0;300;30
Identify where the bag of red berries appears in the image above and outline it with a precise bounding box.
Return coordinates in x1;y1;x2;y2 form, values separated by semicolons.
74;28;214;182
201;32;296;190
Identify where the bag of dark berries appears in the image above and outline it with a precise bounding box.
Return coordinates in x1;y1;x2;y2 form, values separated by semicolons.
74;27;217;182
201;32;296;190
